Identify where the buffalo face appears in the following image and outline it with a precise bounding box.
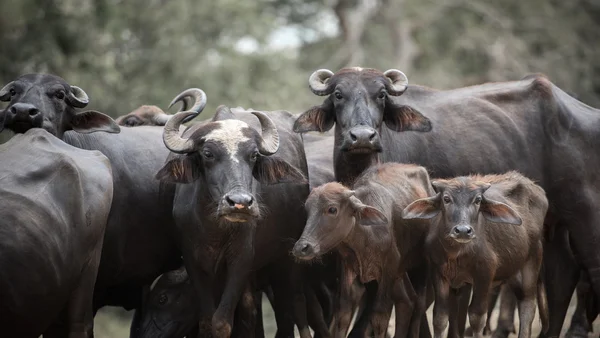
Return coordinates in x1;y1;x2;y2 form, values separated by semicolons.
293;67;432;154
293;182;387;260
156;105;306;225
403;177;522;245
0;74;120;138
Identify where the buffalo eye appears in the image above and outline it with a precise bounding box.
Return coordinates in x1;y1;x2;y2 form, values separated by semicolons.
203;150;214;160
474;195;482;205
443;195;451;204
158;294;168;305
327;206;337;215
55;90;65;100
250;151;259;161
334;91;343;100
9;88;16;96
377;91;386;99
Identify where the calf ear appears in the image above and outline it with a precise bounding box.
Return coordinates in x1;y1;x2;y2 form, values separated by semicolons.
155;155;200;184
402;195;440;219
347;195;388;225
384;105;432;133
358;206;388;226
253;156;308;185
480;199;522;225
293;99;335;133
71;110;121;134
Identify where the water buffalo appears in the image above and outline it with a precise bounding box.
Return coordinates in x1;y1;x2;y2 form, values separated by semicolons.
156;106;311;338
0;128;113;337
0;74;206;333
293;163;435;338
403;172;549;338
115;92;198;127
293;67;600;335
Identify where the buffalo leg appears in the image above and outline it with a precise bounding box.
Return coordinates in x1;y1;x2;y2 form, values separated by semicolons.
566;272;594;338
370;282;394;338
465;285;499;337
432;272;451;338
468;276;493;338
306;283;331;338
349;280;378;338
540;224;579;337
330;264;358;338
232;283;257;338
405;266;430;338
515;251;543;338
492;285;517;338
393;274;416;338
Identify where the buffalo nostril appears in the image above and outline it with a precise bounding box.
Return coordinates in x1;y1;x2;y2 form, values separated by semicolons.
28;108;39;117
301;243;310;253
453;227;461;234
225;195;235;207
466;227;473;235
368;132;376;140
9;107;16;115
350;132;357;141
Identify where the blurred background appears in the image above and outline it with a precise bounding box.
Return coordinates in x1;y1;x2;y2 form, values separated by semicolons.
1;0;600;336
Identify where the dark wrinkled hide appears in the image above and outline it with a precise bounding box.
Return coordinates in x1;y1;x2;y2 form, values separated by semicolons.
157;107;311;338
0;74;195;322
294;68;600;334
293;163;436;338
0;129;113;337
64;127;184;313
403;172;548;338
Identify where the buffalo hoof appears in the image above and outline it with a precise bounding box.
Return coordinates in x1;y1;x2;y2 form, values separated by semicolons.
212;318;232;338
491;328;512;338
464;326;491;337
565;325;590;338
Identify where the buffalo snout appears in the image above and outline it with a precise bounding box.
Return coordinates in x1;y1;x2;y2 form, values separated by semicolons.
292;239;319;260
218;190;259;222
343;126;382;153
5;102;43;133
450;224;475;243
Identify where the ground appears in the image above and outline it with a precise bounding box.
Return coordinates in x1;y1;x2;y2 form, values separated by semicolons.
94;293;599;337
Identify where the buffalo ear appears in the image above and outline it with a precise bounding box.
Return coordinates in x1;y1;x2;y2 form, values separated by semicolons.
293;99;335;133
480;198;522;225
402;194;441;220
71;110;121;134
155;155;200;184
358;206;388;226
253;156;307;185
347;195;388;226
384;105;432;133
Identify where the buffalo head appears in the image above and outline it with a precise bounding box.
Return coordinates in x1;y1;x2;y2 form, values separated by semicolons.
156;105;306;224
403;177;522;244
138;267;198;338
116;88;206;127
293;67;431;154
0;74;119;138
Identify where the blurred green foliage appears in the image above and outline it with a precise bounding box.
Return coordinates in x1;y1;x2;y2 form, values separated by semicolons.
1;0;599;124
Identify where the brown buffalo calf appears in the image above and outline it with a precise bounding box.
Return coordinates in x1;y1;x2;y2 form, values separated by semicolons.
293;163;435;338
403;171;549;338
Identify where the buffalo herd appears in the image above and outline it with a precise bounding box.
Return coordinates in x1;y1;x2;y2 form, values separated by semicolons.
0;68;598;338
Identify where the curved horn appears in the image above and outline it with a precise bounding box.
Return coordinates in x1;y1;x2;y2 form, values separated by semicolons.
162;111;197;154
251;111;280;155
0;81;14;101
164;266;189;285
383;69;408;96
68;85;90;108
308;69;335;96
153;113;172;126
169;88;207;123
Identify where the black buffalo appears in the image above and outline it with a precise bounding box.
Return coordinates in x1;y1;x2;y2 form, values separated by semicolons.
156;106;312;338
0;74;206;334
0;128;113;337
294;67;600;336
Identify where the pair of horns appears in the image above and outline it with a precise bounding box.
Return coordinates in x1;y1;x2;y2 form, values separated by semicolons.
308;68;409;96
162;106;280;156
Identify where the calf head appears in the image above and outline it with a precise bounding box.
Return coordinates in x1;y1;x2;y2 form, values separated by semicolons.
156;105;306;224
293;67;432;154
139;267;198;338
116;88;205;127
0;73;119;138
402;177;522;245
293;182;387;260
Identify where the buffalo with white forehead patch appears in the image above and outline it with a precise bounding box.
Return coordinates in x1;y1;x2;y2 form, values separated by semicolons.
156;105;304;223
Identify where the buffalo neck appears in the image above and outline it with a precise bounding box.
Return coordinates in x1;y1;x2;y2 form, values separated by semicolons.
333;129;381;186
